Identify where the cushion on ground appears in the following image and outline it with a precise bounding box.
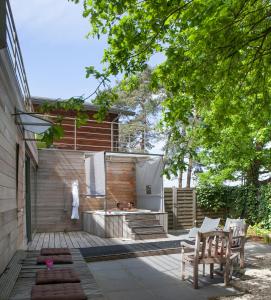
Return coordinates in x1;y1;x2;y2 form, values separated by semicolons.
40;248;71;256
31;283;87;300
36;255;73;265
36;268;80;284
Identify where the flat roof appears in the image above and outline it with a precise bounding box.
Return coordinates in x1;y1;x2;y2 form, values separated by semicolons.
31;96;135;116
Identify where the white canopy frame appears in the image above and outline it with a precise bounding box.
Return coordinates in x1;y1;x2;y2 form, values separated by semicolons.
85;151;165;213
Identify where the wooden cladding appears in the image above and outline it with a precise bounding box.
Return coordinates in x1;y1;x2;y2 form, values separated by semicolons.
33;104;119;151
36;149;137;232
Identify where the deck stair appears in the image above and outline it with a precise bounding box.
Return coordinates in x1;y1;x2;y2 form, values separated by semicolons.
124;214;167;240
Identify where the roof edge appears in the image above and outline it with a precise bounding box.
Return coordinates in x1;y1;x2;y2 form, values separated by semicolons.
30;96;135;116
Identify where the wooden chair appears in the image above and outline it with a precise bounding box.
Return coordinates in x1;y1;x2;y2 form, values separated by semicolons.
181;230;238;289
188;217;221;239
223;218;248;268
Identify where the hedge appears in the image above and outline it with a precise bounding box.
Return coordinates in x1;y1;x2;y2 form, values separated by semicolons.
196;184;271;229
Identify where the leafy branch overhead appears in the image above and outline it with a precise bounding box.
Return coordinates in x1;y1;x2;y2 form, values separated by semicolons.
37;97;88;146
69;0;271;186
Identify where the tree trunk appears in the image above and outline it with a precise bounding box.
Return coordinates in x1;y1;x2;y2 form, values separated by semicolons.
140;103;147;151
186;155;193;188
178;170;183;189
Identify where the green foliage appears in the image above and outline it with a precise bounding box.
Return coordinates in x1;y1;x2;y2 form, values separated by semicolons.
37;97;88;146
71;0;271;186
113;66;164;151
247;224;271;243
196;184;271;228
92;89;118;121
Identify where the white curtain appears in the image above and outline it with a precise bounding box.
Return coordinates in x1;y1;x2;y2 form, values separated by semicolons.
136;157;163;211
85;152;106;196
71;180;80;219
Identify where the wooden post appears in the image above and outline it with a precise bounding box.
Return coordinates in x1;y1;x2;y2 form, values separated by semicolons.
192;189;197;227
0;0;7;49
172;186;178;229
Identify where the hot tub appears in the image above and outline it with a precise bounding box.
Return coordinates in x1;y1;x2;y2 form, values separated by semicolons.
93;209;152;215
83;210;168;239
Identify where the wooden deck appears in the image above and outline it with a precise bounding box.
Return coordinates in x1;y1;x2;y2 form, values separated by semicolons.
28;231;184;250
10;249;104;300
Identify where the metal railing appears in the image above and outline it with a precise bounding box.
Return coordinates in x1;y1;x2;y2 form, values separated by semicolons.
4;0;32;111
46;115;150;152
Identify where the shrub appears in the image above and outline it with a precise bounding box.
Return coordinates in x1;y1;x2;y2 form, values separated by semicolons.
196;184;271;229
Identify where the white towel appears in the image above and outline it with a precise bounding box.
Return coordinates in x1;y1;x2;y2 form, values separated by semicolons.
71;180;79;219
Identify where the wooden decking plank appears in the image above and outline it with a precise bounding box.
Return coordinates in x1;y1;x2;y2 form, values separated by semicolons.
59;232;70;248
54;232;61;248
68;232;80;248
0;251;26;300
48;232;55;248
82;232;103;247
72;231;84;247
77;231;92;247
42;233;50;248
28;233;40;251
35;232;45;250
10;249;104;300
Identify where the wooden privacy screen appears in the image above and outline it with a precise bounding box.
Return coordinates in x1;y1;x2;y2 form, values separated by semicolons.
164;188;225;230
36;149;137;232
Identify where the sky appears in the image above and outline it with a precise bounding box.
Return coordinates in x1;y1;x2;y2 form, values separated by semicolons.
9;0;191;187
10;0;164;100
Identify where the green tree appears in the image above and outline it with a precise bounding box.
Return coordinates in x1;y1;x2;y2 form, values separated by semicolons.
112;66;164;151
36;97;88;147
69;0;271;186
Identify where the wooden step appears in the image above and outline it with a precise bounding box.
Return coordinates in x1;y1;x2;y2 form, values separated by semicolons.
128;224;162;229
125;214;157;221
132;226;165;235
133;233;168;240
127;220;160;227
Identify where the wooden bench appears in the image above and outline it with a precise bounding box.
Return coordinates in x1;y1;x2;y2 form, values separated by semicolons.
0;250;27;300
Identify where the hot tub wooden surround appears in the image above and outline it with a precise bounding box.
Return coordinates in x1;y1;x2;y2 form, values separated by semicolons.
83;211;168;240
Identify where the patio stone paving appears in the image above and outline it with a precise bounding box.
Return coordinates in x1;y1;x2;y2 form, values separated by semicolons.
88;253;239;300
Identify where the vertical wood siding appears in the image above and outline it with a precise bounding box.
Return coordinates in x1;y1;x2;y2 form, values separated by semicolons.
36;150;137;232
164;188;225;230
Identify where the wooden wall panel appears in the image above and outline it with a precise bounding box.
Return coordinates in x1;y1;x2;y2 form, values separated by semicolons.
36;150;138;232
0;104;23;275
36;150;85;232
33;104;119;152
164;187;226;230
106;158;136;210
0;49;38;276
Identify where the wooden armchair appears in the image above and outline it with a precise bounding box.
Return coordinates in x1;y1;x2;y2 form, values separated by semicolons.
223;218;248;268
181;230;238;289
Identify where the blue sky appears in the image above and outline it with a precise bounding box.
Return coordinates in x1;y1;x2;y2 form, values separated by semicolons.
10;0;164;101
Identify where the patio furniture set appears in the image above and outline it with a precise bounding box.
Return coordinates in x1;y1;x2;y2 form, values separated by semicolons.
181;217;247;289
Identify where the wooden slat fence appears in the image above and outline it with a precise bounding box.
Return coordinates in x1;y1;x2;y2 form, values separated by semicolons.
164;188;225;230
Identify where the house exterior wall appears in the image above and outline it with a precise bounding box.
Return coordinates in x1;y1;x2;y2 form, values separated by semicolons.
0;49;37;275
33;104;120;152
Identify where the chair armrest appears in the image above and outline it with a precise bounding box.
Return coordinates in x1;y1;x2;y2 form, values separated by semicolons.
232;235;246;239
180;240;196;254
181;241;195;249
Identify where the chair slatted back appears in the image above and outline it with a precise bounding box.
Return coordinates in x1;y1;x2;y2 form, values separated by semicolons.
194;230;232;262
224;219;247;247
